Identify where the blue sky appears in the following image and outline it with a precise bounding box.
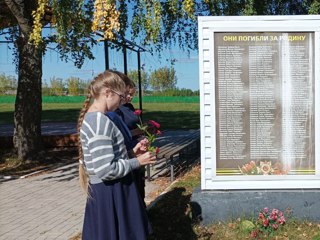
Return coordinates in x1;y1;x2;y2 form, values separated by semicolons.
0;39;200;90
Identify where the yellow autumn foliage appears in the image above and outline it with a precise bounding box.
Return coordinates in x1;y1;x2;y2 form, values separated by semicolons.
92;0;120;40
29;0;48;46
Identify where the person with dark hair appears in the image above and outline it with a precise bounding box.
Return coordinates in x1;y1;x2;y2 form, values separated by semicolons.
108;71;147;206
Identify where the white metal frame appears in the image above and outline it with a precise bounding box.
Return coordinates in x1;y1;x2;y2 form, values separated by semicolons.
199;15;320;190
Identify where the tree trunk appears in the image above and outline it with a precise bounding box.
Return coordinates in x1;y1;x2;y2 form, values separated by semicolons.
13;32;43;160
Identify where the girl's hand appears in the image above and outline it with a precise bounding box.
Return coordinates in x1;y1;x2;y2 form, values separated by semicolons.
133;138;149;156
137;151;156;166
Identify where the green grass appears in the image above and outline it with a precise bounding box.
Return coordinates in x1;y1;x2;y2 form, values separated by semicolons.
0;102;200;129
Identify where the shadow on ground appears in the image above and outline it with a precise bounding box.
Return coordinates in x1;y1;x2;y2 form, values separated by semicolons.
38;163;79;182
148;187;198;240
0;148;78;181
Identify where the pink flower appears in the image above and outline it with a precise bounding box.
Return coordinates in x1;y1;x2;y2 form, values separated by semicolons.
270;213;277;221
258;212;264;219
272;224;278;230
250;230;258;238
148;120;160;129
134;109;142;116
264;207;268;213
139;138;149;151
140;138;149;145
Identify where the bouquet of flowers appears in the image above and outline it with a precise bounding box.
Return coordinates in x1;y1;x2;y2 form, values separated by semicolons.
251;207;286;238
134;109;161;154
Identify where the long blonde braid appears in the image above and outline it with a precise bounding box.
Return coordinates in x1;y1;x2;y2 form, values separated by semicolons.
77;82;93;193
77;71;126;195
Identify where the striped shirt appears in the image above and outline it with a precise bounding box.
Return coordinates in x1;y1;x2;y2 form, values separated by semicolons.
80;112;140;184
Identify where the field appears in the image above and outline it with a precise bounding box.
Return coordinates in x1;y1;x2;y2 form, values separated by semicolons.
0;96;200;129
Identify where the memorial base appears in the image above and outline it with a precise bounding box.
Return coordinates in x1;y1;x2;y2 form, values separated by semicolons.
191;186;320;225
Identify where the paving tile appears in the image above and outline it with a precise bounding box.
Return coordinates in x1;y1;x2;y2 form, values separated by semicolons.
0;125;185;239
0;161;163;239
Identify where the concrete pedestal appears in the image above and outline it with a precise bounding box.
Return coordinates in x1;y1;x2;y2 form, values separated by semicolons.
191;186;320;225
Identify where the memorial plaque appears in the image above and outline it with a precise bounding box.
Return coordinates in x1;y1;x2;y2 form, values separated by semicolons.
199;16;320;189
215;32;315;176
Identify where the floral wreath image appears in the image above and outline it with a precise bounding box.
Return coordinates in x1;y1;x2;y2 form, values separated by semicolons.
239;160;289;175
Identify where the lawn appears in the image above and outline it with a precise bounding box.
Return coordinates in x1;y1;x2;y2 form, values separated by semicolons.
0;102;200;129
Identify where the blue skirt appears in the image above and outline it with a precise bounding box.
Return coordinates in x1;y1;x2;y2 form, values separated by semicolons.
82;174;152;240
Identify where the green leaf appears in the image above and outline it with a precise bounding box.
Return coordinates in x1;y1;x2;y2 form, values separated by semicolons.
240;220;255;233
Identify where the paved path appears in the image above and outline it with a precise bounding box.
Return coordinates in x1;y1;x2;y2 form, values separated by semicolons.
0;163;160;240
0;163;84;239
0;125;197;239
0;122;77;136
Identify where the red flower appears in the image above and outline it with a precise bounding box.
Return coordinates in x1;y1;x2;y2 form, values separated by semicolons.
137;118;161;154
155;147;160;154
134;109;142;116
278;216;286;225
263;218;269;227
148;120;160;129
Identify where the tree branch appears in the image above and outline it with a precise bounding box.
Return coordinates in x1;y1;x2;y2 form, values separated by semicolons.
4;0;32;36
0;0;16;28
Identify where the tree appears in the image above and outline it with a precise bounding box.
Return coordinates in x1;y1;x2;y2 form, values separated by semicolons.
50;77;64;96
0;0;94;160
127;70;149;91
150;67;177;91
79;79;90;95
0;73;17;94
0;0;318;161
42;81;50;96
67;77;81;96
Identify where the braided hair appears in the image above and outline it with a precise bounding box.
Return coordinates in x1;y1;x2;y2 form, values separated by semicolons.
77;70;126;194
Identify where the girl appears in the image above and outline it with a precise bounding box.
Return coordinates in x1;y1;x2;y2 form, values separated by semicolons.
77;70;155;240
